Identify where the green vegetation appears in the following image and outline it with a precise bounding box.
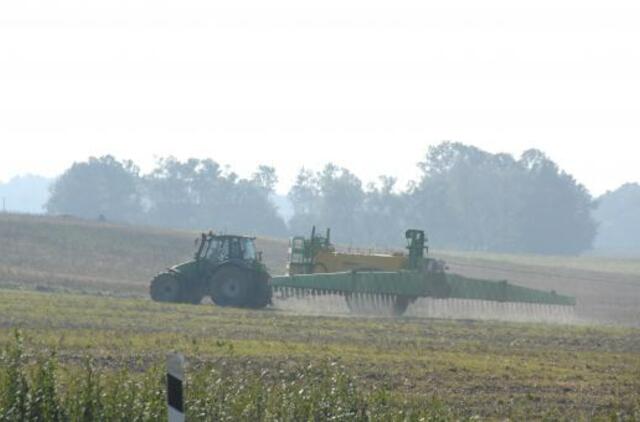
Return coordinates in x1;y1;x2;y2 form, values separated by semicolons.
1;290;639;420
1;331;454;421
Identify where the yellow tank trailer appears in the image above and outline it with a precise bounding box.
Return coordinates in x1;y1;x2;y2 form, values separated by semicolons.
273;227;575;317
288;227;442;275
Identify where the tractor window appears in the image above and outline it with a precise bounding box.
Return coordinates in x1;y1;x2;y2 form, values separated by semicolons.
205;239;228;261
203;237;256;261
229;238;242;260
242;239;257;261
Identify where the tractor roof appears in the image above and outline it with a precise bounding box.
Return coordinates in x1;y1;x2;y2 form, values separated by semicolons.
205;233;256;240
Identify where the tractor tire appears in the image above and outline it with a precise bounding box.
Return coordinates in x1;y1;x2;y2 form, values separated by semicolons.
209;266;251;307
245;277;272;309
150;272;182;303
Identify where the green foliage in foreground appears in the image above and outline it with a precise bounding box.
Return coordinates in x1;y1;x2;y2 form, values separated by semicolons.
0;331;453;422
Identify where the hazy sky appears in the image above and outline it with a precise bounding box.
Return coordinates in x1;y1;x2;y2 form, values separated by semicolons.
1;0;639;195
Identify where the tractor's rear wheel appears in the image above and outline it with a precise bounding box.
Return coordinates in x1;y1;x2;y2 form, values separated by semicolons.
150;272;181;303
210;266;250;307
245;277;272;309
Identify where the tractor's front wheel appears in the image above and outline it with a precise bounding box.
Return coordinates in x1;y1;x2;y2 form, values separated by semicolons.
150;272;181;303
209;266;250;307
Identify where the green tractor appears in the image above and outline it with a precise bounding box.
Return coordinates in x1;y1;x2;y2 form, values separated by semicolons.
150;232;271;308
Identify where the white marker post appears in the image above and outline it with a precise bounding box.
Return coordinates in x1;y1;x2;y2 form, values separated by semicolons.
167;353;185;422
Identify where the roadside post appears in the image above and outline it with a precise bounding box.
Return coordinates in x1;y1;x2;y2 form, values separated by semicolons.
167;353;185;422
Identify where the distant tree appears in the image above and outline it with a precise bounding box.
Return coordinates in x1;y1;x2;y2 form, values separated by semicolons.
142;157;215;229
288;164;366;244
409;142;523;251
252;165;278;193
143;157;287;236
593;183;640;255
406;142;597;254
46;155;142;221
317;164;365;243
517;149;597;254
288;168;319;221
361;176;406;247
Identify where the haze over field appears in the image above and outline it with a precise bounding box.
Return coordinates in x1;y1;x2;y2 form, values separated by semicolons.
2;1;639;256
1;0;640;197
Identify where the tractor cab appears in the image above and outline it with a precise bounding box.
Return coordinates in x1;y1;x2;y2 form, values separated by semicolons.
196;232;260;264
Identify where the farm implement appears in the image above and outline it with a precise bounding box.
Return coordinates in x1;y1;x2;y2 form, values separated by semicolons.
270;228;575;317
150;228;576;319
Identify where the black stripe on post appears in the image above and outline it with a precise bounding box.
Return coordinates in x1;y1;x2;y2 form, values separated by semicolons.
167;373;184;413
167;353;185;422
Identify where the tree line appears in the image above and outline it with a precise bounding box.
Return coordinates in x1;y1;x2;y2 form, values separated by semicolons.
46;142;598;254
592;182;640;255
